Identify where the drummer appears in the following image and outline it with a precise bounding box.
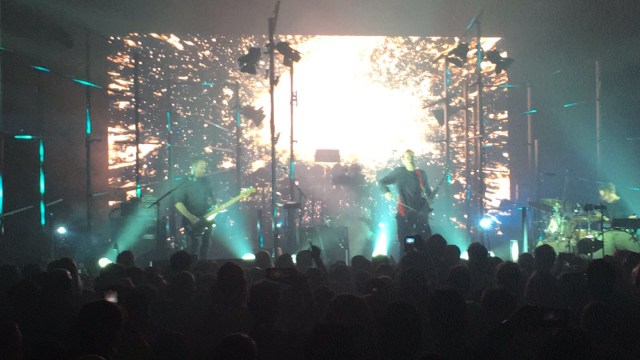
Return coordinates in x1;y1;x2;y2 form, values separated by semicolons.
598;182;636;221
588;182;640;257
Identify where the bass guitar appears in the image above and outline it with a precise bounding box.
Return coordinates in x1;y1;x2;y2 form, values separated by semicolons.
423;171;448;213
188;186;256;234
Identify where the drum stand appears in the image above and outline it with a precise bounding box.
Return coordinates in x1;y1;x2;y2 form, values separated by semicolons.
580;203;606;258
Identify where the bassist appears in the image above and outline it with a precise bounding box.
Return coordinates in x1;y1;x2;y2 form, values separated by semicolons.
379;149;435;251
175;156;216;260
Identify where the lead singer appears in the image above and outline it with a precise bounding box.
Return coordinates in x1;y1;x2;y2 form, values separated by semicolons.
379;149;433;249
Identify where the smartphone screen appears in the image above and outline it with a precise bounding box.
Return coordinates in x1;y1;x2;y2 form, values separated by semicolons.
105;290;118;303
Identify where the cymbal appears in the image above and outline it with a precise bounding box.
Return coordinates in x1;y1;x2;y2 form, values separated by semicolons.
571;213;603;223
540;198;563;208
529;198;561;212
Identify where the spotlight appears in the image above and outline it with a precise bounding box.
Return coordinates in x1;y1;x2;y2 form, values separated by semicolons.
55;226;68;235
241;105;266;127
242;253;256;261
98;258;113;268
479;216;494;230
238;47;262;74
432;108;445;126
446;42;469;67
431;106;462;127
485;50;514;74
510;239;519;262
276;42;301;67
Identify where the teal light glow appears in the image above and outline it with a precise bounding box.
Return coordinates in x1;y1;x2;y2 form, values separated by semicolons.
201;81;215;87
73;78;102;89
39;139;45;227
241;253;256;261
372;222;390;257
136;184;141;198
563;102;580;108
32;66;51;72
521;109;538;115
86;107;92;135
39;140;45;163
14;135;35;140
257;214;264;248
479;216;493;230
98;258;113;268
39;168;45;194
40;201;45;226
0;175;3;214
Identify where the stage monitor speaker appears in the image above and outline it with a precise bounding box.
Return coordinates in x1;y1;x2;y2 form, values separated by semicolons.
109;196;158;259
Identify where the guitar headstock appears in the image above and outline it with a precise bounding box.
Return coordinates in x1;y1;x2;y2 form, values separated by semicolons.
240;186;257;197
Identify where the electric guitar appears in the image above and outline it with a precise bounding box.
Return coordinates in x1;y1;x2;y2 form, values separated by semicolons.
188;187;256;234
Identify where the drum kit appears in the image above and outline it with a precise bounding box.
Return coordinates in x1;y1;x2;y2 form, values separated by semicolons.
529;198;604;255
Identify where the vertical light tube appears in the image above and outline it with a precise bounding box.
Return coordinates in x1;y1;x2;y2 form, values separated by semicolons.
595;61;601;180
510;239;519;262
39;139;45;227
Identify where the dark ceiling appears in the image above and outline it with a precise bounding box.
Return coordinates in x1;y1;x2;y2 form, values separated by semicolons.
3;0;640;200
5;0;640;73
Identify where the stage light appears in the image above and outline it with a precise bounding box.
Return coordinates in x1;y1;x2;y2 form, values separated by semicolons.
241;105;266;127
276;42;301;67
485;50;514;74
479;216;494;230
238;47;262;74
510;240;519;262
98;258;113;268
372;222;390;257
432;108;445;126
446;42;469;67
432;106;462;127
55;226;68;235
242;253;256;261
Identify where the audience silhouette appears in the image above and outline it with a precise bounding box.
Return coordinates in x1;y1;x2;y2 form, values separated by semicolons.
1;234;639;359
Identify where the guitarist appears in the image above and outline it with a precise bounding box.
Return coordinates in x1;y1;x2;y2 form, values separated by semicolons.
379;149;433;251
175;156;216;260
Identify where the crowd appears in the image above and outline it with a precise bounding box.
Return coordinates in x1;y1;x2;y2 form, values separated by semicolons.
1;233;640;360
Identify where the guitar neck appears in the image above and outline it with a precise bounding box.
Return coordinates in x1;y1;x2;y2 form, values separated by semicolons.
428;171;448;200
203;188;255;221
215;194;245;212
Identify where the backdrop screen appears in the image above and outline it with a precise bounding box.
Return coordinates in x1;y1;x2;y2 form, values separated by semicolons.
107;34;510;254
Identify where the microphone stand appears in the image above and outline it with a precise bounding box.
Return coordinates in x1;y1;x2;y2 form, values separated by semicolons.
599;204;606;258
561;169;571;251
147;180;187;259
